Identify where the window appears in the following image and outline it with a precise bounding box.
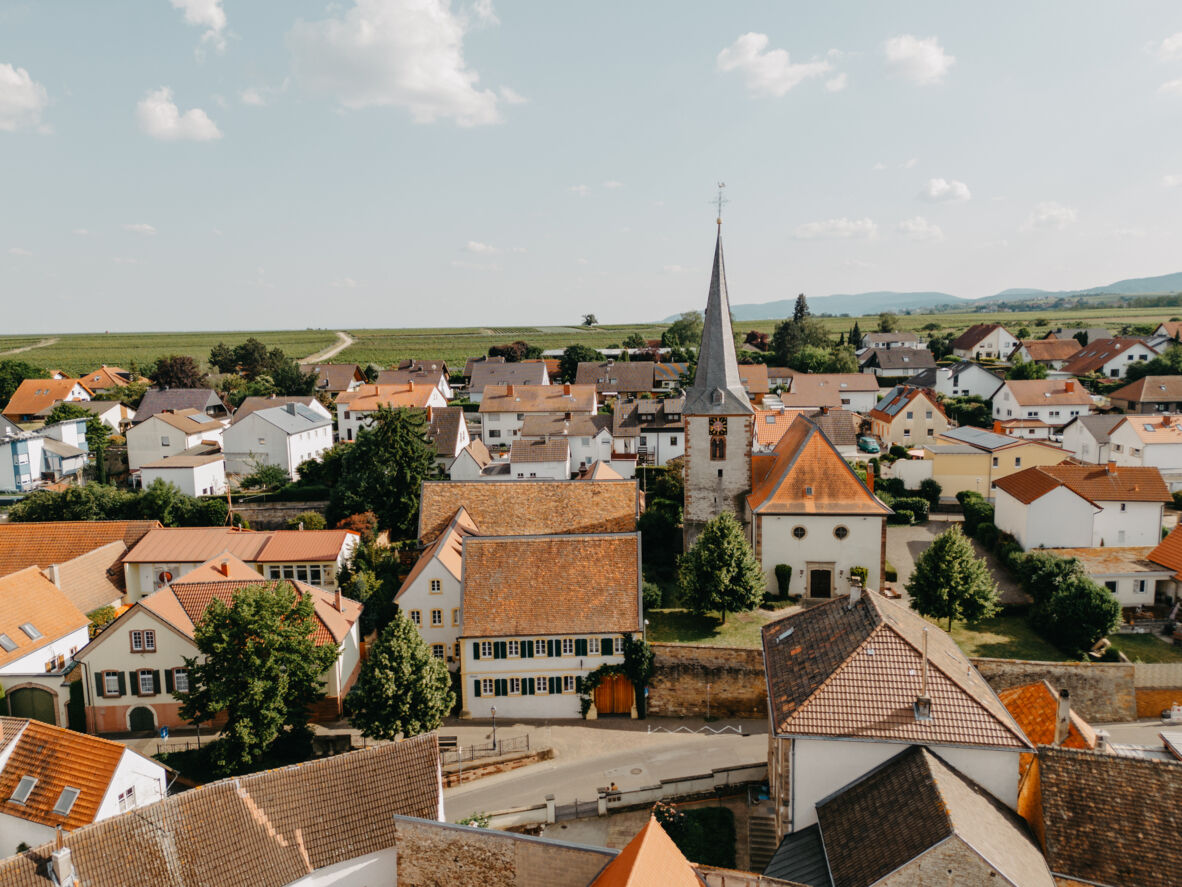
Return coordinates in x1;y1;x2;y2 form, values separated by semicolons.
562;675;576;693
481;678;494;696
130;630;156;652
561;638;574;656
409;610;421;626
903;429;911;437
268;566;281;579
1014;458;1021;467
309;565;323;585
173;668;189;693
451;608;460;626
53;787;80;817
925;411;932;420
992;456;999;467
480;641;493;658
507;640;520;658
905;411;913;419
536;676;549;695
431;609;443;626
833;526;849;540
160;435;170;446
432;644;445;659
1134;580;1148;594
19;623;41;640
454;642;461;659
509;678;522;695
429;579;442;594
670;435;679;445
792;526;807;540
282;565;295;579
138;670;156;696
10;776;37;805
103;671;121;696
535;638;547;657
488;429;501;439
0;634;16;653
1120;503;1127;512
117;787;136;813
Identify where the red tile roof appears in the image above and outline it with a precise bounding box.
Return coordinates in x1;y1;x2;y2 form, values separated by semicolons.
868;386;945;425
1001;379;1093;406
0;568;89;667
993;464;1170;506
1015;338;1082;362
1061;337;1155;376
123;527;354;565
591;816;701;887
1149;524;1182;579
2;378;92;421
336;383;439;411
255;530;357;563
0;520;159;577
998;681;1096;779
951;323;1010;351
478;383;596;414
1109;375;1182;405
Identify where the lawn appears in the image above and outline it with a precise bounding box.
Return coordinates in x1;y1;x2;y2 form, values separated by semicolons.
645;606;788;648
941;614;1069;662
1107;633;1182;663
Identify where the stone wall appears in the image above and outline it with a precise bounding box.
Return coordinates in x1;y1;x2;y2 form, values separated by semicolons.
230;500;327;530
1136;688;1182;718
971;657;1136;723
647;643;767;719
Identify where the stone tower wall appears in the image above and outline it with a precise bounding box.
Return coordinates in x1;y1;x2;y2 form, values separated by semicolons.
683;413;753;548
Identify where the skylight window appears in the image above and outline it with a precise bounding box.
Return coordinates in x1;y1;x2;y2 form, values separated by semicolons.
1144;424;1156;432
10;776;37;804
0;634;16;653
53;787;80;816
19;623;41;640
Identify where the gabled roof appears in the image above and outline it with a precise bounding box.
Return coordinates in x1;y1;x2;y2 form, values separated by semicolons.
862;331;921;345
2;377;91;420
575;361;656;394
509;438;570;464
1112;413;1182;444
520;412;611;439
376;367;449;388
231;395;325;425
1001;379;1092;406
478;383;596;414
683;228;753;417
807;409;863;448
78;366;131;389
764;824;831;887
136;388;227;418
469;360;548;392
997;681;1096;754
1156;320;1182;338
950;323;1011;350
396;508;476;599
299;363;366;393
1109;374;1182;404
993;464;1169;506
1060;413;1124;444
861;348;935;371
461;533;640;637
463;354;505;377
583;460;624;480
336;383;439;411
816;747;1053;887
0;734;441;887
0;519;159;577
427;405;467;456
748;416;890;516
454;438;493;469
251;403;332;433
419;480;639;543
738;363;770;394
137;408;223;436
41;539;128;613
788;373;881;394
0;568;88;667
761;591;1030;748
0;718;136;831
1014;338;1082;362
869;386;944;423
1149;523;1182;579
255;529;357;563
1032;746;1182;887
753;408;814;448
141;452;224;470
1061;337;1156;375
123;527;269;564
590;816;702;887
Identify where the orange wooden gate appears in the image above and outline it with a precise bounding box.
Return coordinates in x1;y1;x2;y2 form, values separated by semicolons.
594;674;634;715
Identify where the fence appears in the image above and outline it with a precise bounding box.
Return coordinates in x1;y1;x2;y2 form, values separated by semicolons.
441;734;530;766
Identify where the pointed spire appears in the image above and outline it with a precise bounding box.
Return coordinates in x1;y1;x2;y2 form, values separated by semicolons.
684;226;753;416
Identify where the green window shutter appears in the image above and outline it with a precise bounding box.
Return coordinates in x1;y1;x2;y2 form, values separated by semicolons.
575;638;588;657
547;639;556;657
472;642;480;660
473;680;481;698
525;677;534;695
601;637;613;655
116;672;126;697
152;670;161;694
495;679;506;696
94;673;104;696
523;640;533;659
549;676;559;694
164;670;174;693
494;642;506;660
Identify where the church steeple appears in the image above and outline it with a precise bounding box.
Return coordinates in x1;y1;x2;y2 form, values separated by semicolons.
683;227;753;416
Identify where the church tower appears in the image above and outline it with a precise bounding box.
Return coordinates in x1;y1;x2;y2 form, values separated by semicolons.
682;223;754;549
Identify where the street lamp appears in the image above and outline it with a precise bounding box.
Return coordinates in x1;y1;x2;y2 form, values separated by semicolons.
490;706;497;750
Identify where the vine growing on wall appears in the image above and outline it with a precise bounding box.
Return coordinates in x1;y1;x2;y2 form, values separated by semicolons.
575;634;655;717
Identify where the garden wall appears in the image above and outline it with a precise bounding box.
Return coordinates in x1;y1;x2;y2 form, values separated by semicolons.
230;500;328;530
971;657;1136;723
647;643;767;719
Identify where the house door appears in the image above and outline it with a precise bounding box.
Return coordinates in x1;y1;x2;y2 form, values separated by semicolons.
808;568;833;598
7;687;57;725
128;706;156;732
593;674;634;715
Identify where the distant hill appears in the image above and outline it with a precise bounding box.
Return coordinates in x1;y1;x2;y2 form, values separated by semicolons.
666;271;1182;321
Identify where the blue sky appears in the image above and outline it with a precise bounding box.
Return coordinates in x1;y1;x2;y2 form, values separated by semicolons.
2;1;1181;333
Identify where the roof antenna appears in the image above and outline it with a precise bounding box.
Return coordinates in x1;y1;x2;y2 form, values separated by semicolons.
714;182;728;227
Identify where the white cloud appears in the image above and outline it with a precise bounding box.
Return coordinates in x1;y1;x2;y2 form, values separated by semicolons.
716;33;831;97
1020;202;1078;232
902;157;918;169
471;0;498;25
330;277;358;288
136;87;222;141
825;73;848;93
793;217;877;239
465;240;499;255
0;63;49;132
570;184;590;197
842;258;876;269
602;180;623;189
1111;226;1146;239
872;161;887;171
240;88;267;106
511;246;527;253
123;223;157;236
498;86;527;104
1159;79;1182;96
289;0;504;127
450;259;500;271
884;34;955;85
896;216;944;242
920;177;972;203
8;247;31;257
1164;174;1182;188
169;0;227;53
1159;32;1182;59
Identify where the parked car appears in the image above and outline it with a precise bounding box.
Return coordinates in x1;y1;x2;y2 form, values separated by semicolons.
858;436;880;454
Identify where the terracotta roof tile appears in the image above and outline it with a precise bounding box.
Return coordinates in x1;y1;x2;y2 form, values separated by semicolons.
583;461;624;480
376;367;449;388
1109;375;1182;405
1114;413;1182;444
419;479;639;543
1061;337;1155;375
0;717;130;831
752;409;813;447
950;323;1010;350
575;362;656;394
762;592;1030;749
1015;338;1082;362
997;681;1096;777
478;383;596;414
748;416;890;515
299;363;366;393
123;527;270;564
0;520;159;577
469;361;548;392
1;378;92;421
78;366;131;390
0;568;89;667
461;533;641;637
255;529;357;563
0;734;441;887
40;539;128;613
591;816;701;886
427;405;467;456
336;383;439;411
144;408;224;434
737;364;770;394
868;386;944;424
396;509;476;600
1149;524;1182;578
1001;379;1093;406
510;438;570;463
993;464;1170;506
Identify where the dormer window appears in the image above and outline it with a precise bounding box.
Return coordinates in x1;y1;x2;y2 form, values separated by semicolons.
10;776;37;804
914;696;933;721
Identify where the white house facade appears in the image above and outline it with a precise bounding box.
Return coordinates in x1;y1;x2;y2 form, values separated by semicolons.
126;411;224;472
139;453;226;497
222;403;334;479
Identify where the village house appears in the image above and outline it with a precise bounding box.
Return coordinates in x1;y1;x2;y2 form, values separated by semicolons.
574;360;656;397
299;363;366;398
992;463;1170;549
992;378;1093;438
747;416;891;598
1045;546;1172;607
950;323;1020;360
1060;337;1159;379
784;373;880;412
426;404;471;471
335;382;447;442
125;409;224;472
1050;326;1111;344
859;346;936;378
910;360;1005;401
232;395;332;425
478;383;597;447
0;420;89;493
458;533;641;720
377;361;454;400
448;439;496;480
75;554;362;733
518;412;614;473
0;569;90;727
507;438;571;479
907;426;1068;500
1109;375;1182;413
75;366;132;394
761;588;1032;841
1145;525;1182;605
134;388;229;420
652;362;690;391
610;396;684;468
66;399;135;434
1059;414;1124;464
222;402;334;479
139;450;226;497
1;378;92;424
868;386;949;447
1104;414;1182;490
860;330;925;350
0;718;167;854
737;364;770;399
468;360;549;403
1008;337;1082;369
120;526;358;599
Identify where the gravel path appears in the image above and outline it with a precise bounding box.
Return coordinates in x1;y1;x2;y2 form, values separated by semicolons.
300;331;354;363
0;336;58;356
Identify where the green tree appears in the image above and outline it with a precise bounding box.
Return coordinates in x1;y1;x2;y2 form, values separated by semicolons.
928;333;955;361
559;344;604;383
677;512;764;622
151;355;207;389
943;395;991;428
1033;574;1121;655
178;583;338;775
284;511;327;530
582;313;598;326
622;332;648;349
771;315;831;365
850;321;862;348
792;293;810;322
43;401;114;474
232;338;271;379
240;461;290;490
209;342;237;373
1016;326;1031;339
662;311;704;348
0;359;48;404
326;406;436;536
877;312;899;333
1125;343;1182;384
906;525;999;630
1006;355;1048;380
347;613;455;740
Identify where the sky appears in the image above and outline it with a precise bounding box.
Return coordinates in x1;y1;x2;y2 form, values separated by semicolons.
2;1;1181;333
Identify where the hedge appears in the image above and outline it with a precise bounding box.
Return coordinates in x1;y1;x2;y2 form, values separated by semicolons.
962;499;994;536
889;509;914;525
774;564;792;598
884;561;898;582
974;521;999;549
892;497;930;523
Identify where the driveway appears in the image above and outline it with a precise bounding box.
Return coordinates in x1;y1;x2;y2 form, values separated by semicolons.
886;514;1028;606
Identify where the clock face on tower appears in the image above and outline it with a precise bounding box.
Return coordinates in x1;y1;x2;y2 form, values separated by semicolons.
710;418;727;437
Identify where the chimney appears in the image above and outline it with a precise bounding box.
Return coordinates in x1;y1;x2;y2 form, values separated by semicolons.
1094;729;1110;753
1106;461;1116;473
426;405;433;423
408;381;415;392
285;403;296;415
47;563;61;588
335;588;343;612
993;420;1003;434
507;384;515;397
1053;688;1071;746
219;559;230;577
563;383;571;395
50;844;73;886
914;629;933;721
866;463;874;493
848;574;862;604
820;406;829;415
1065;380;1075;393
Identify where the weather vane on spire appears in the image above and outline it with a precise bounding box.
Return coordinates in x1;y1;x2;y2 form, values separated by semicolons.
715;182;727;226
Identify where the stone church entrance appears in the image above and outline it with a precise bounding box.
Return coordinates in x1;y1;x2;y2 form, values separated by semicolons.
807;565;834;598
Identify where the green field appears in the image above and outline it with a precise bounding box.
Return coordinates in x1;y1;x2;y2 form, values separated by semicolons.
4;302;1180;374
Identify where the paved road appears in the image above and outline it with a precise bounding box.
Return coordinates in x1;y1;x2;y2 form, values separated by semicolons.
301;331;354;363
444;729;767;822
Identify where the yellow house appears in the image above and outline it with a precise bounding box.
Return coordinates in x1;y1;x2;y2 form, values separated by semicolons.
869;386;950;448
922;426;1068;499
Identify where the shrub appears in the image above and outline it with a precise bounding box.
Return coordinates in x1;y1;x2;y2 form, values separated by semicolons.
918;478;943;508
1173;490;1182;511
642;580;663;611
974;522;999;550
240;463;289;490
284;511;327;531
850;566;869;586
962;499;994;536
956;489;984;508
888;444;909;459
335;511;378;543
893;497;930;523
889;509;914;525
774;564;792;598
884;561;898;582
997;541;1025;572
877;476;906;498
